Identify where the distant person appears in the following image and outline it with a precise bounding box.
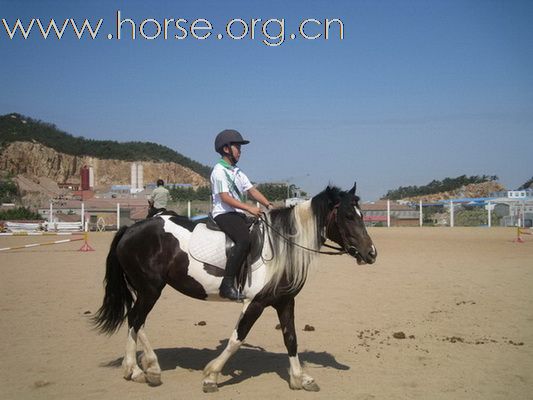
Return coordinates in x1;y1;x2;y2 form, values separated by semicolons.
148;179;170;217
211;129;273;301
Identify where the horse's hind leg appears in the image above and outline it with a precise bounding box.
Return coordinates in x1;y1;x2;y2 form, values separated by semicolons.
123;327;145;383
274;297;319;392
137;326;162;386
202;300;265;392
123;288;162;386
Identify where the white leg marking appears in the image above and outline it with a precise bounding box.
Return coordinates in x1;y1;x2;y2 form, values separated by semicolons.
203;329;243;392
123;328;145;383
289;355;303;389
288;355;319;391
137;326;162;386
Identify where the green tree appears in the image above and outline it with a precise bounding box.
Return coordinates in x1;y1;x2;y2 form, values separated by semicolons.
518;176;533;190
0;113;211;178
383;175;499;200
0;178;18;203
0;207;42;220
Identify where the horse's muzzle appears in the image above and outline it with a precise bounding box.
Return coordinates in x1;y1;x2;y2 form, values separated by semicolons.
366;245;377;264
351;245;377;265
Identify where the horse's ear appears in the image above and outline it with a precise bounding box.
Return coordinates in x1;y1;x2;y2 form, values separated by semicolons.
325;185;340;206
348;182;357;195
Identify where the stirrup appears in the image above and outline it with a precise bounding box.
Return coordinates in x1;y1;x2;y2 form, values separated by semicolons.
219;283;244;301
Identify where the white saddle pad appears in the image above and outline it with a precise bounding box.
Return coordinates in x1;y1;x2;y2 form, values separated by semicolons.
189;224;228;269
188;223;265;272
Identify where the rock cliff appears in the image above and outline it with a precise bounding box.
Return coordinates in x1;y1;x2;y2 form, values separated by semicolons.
403;181;506;203
0;141;209;189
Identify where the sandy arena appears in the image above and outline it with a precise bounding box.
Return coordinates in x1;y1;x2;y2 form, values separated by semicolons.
1;227;532;400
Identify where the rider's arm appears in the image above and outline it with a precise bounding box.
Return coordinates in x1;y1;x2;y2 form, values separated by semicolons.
219;192;262;217
247;187;274;210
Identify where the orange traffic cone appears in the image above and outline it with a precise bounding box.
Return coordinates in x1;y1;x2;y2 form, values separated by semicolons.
79;232;95;251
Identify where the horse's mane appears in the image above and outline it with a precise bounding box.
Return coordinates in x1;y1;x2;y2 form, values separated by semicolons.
263;187;339;294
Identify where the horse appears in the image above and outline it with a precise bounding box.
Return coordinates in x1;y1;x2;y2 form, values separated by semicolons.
92;183;377;392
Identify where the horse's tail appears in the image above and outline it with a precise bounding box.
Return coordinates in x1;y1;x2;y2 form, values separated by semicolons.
92;226;134;335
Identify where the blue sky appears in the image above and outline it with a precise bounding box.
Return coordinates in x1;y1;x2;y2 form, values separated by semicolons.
1;0;532;200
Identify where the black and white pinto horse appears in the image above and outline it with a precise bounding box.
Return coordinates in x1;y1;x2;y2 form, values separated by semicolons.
93;184;377;392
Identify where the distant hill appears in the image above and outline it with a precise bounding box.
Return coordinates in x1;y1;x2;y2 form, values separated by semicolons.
0;113;210;179
383;175;500;200
518;176;533;190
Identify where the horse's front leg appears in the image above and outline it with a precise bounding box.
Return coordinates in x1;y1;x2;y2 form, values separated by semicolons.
274;297;320;391
202;300;265;392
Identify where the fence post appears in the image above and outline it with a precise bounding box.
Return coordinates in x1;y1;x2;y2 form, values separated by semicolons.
387;200;391;228
187;201;191;218
81;202;85;229
487;201;492;227
49;202;53;223
117;203;120;230
450;200;454;227
419;199;423;227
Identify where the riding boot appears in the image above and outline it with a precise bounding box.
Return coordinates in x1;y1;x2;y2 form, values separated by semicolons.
219;276;244;301
219;246;246;301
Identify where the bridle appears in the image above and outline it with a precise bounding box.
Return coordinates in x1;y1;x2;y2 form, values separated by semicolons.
325;204;361;258
258;203;361;257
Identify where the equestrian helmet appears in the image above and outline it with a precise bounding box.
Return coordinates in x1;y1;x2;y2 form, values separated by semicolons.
214;129;250;153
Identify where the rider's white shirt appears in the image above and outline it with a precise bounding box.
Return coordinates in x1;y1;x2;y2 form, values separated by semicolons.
210;160;253;218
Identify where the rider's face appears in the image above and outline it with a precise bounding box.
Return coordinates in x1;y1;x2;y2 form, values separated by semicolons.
230;143;241;161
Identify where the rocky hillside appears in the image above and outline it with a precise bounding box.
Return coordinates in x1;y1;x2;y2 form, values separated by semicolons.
402;181;505;203
0;141;209;189
0;113;211;178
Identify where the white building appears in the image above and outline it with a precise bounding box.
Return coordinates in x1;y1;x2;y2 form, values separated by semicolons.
130;163;144;194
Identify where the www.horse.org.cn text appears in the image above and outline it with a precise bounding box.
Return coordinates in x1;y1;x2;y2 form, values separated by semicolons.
2;10;345;47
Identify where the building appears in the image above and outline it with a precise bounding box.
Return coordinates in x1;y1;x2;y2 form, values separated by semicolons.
487;190;533;227
130;163;144;194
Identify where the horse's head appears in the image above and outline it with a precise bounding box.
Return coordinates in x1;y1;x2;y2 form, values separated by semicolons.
325;183;377;265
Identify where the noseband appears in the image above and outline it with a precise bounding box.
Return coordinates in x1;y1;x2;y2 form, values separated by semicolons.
258;203;363;257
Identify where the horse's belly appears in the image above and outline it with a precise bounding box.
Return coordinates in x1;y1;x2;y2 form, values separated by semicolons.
186;258;268;301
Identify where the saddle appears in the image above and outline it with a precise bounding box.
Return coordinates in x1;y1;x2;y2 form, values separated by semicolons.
188;214;265;281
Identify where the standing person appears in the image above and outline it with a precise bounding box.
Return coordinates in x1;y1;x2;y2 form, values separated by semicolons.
211;129;273;301
148;179;170;217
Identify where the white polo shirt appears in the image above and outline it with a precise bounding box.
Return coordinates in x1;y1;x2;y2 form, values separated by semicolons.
211;159;253;218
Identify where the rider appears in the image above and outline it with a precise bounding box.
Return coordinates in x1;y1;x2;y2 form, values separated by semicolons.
147;179;170;217
211;129;273;301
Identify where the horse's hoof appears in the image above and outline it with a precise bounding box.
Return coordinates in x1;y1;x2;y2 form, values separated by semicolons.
131;370;147;383
203;382;219;393
303;381;320;392
146;371;162;387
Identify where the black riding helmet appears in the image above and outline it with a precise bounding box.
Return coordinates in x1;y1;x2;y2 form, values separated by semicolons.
214;129;250;155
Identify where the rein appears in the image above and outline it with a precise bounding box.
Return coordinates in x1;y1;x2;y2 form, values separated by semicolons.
258;210;347;256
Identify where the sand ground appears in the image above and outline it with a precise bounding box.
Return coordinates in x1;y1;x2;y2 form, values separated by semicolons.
1;227;532;400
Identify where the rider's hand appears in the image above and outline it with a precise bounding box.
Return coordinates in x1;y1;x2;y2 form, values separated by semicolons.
247;205;263;217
